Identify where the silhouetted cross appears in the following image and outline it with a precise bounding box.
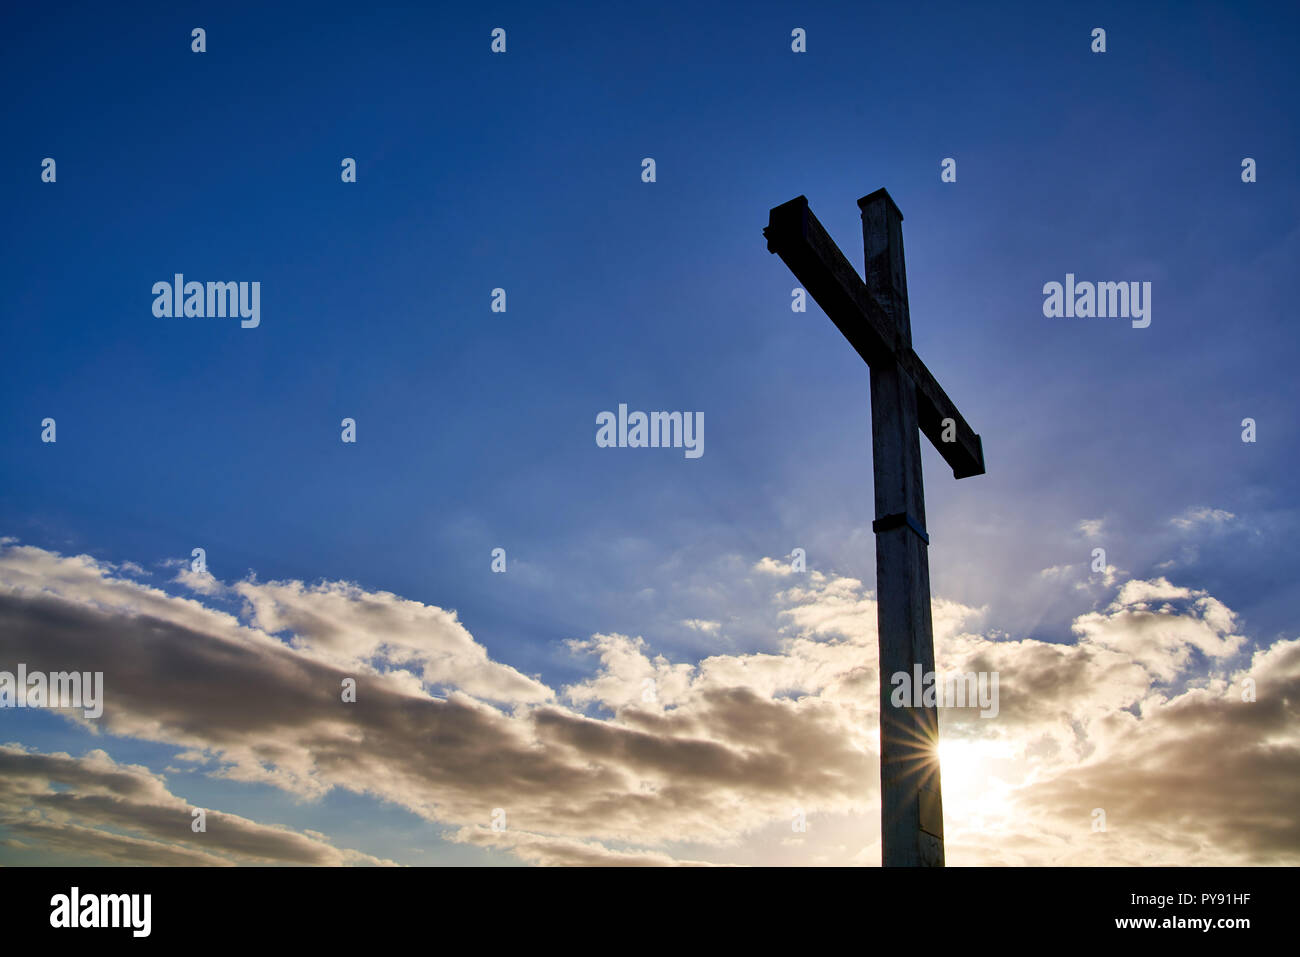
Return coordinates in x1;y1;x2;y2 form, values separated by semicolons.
765;189;986;866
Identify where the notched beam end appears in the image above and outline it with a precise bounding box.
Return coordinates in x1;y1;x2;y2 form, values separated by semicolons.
924;419;984;480
764;196;896;367
764;196;809;253
950;433;986;480
857;187;903;223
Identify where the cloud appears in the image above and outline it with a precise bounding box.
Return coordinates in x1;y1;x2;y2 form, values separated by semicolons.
1071;578;1245;683
174;565;225;596
0;540;1295;866
1077;519;1105;540
1170;507;1235;531
449;825;719;866
234;578;552;704
0;745;395;866
1007;636;1300;865
752;556;795;576
0;543;880;858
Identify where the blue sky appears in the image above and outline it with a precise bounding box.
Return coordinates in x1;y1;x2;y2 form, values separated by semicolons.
1;1;1297;866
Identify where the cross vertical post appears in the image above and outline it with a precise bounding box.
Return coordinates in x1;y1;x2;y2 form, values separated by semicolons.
860;189;944;867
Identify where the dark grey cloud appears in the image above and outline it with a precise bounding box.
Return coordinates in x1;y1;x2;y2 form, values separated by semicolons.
0;745;394;866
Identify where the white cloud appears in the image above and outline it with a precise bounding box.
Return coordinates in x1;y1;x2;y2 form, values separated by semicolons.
752;556;795;576
1171;507;1235;531
174;565;226;595
234;578;552;705
1077;519;1105;539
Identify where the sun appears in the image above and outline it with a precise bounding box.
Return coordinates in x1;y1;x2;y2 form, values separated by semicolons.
937;737;1016;813
938;738;985;790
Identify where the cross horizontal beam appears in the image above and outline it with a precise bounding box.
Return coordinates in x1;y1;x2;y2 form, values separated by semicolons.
764;195;986;480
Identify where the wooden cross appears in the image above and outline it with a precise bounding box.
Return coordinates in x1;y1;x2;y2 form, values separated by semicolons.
764;189;986;867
